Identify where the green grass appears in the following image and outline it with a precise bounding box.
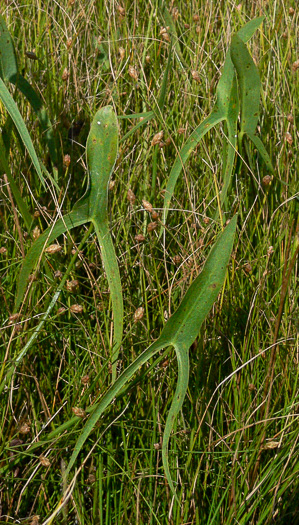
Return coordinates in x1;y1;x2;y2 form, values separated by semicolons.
0;1;298;524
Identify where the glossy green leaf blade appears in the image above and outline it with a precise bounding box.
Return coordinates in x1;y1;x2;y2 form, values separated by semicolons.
236;16;264;42
219;75;239;211
0;14;18;81
86;107;123;380
160;215;237;348
86;106;118;221
160;17;264;231
66;217;237;493
92;220;123;379
14;210;89;311
230;35;261;137
0;77;45;187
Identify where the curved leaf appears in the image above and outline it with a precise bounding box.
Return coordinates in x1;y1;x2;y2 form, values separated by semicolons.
0;77;45;186
160;17;264;231
0;14;57;165
14;209;89;311
65;216;237;497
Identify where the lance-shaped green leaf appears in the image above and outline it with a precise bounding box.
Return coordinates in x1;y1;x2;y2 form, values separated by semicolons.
65;216;237;498
160;17;264;232
230;35;274;173
230;35;260;140
0;77;46;186
0;14;57;165
86;107;123;380
15;107;123;380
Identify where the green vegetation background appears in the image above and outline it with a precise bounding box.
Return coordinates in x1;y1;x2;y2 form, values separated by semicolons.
0;1;298;524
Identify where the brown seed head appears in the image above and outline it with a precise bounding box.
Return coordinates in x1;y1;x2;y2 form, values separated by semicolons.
117;5;125;16
262;175;272;186
39;456;51;467
160;28;170;42
66;38;72;50
193;14;200;21
109;180;116;190
128;65;138;81
145;55;151;64
66;279;79;293
9;313;21;324
244;263;252;273
172;7;179;20
19;422;31;435
62;68;69;81
32;226;41;240
70;304;83;314
191;70;201;83
57;307;66;315
119;46;125;60
72;406;86;418
81;375;90;385
151;130;164;146
63;154;71;167
54;270;63;279
30;516;40;525
289;7;295;15
203;217;210;224
88;473;96;483
177;127;185;135
147;222;158;232
151;210;159;220
285;132;293;145
45;244;62;254
34;210;40;218
142;199;153;213
292;60;299;72
0;246;7;255
127;188;136;204
267;246;274;256
287;114;294;124
134;306;144;322
173;255;181;265
135;234;146;243
264;441;280;450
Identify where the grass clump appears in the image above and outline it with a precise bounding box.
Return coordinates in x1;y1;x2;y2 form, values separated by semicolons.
0;1;298;524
